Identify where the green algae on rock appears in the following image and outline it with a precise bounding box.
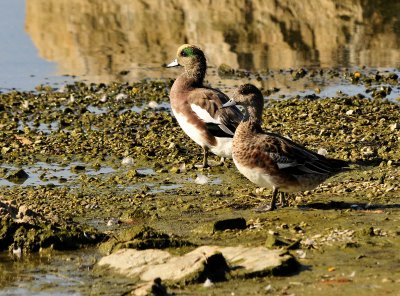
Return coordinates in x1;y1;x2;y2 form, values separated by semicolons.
0;200;104;253
99;226;194;255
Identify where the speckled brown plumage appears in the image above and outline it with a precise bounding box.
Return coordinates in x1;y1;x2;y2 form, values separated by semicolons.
224;84;348;210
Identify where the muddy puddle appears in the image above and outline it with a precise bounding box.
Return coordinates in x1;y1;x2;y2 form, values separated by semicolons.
0;249;135;296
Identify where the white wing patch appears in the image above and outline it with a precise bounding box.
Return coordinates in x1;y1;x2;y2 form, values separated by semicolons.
190;104;220;124
190;103;235;136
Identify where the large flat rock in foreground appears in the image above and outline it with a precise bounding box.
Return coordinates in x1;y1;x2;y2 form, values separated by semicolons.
97;245;296;286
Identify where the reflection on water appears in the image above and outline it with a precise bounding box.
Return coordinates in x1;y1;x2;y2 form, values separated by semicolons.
25;0;400;84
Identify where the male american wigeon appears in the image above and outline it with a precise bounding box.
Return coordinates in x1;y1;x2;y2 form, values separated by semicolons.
222;84;349;210
167;44;243;168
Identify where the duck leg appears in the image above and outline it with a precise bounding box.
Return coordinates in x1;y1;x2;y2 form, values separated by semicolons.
279;192;287;207
269;188;278;210
194;146;209;168
255;188;278;212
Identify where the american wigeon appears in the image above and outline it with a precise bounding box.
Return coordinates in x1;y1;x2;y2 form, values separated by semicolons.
222;84;348;210
167;44;243;168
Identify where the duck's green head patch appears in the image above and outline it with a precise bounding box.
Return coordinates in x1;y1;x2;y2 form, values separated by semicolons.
181;47;195;57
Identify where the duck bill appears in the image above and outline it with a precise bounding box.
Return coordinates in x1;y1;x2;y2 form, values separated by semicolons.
166;59;180;68
221;100;237;108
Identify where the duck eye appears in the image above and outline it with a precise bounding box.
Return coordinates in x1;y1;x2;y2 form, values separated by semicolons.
181;51;187;57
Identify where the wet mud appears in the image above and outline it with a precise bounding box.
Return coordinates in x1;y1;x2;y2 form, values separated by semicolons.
0;68;399;295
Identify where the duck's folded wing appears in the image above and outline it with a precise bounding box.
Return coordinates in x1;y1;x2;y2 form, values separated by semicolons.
188;90;242;138
262;132;342;175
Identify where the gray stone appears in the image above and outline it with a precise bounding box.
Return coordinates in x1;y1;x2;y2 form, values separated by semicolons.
97;245;296;286
98;246;228;285
97;249;172;278
389;123;400;131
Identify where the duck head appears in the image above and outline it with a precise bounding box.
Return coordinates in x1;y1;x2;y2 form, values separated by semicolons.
223;84;264;122
167;44;207;82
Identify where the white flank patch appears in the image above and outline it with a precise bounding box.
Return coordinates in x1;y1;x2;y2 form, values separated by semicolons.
190;103;234;136
173;109;233;158
173;111;207;147
233;156;275;189
210;137;233;158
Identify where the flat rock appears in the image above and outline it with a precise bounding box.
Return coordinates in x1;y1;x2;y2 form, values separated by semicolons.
5;169;29;184
97;249;172;278
218;246;294;277
97;245;296;286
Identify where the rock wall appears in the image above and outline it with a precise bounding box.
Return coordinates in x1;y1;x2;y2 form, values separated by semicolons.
25;0;400;79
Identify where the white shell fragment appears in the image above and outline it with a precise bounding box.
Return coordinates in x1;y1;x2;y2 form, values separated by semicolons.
195;174;209;185
121;157;135;166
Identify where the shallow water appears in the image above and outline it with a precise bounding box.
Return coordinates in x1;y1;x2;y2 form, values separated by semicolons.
0;162;115;187
0;249;133;296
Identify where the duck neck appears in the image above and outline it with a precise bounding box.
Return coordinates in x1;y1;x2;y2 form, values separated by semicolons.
184;61;206;86
243;104;263;127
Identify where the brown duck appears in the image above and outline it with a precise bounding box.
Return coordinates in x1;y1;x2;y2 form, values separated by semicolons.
167;44;243;167
222;84;349;210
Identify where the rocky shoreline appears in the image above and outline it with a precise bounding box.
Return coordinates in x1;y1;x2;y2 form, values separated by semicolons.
1;68;399;294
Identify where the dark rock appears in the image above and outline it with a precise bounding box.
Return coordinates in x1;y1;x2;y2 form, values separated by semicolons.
5;169;29;184
213;218;246;232
71;165;86;172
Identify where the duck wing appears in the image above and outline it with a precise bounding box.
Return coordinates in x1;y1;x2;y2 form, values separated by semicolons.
259;131;348;175
188;88;243;138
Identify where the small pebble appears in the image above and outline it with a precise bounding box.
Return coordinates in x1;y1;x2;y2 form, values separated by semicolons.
195;174;209;185
296;250;307;259
121;156;135;166
317;148;328;156
100;94;108;102
115;93;128;101
203;278;214;288
107;218;120;227
12;246;22;258
389;123;400;131
148;101;159;109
